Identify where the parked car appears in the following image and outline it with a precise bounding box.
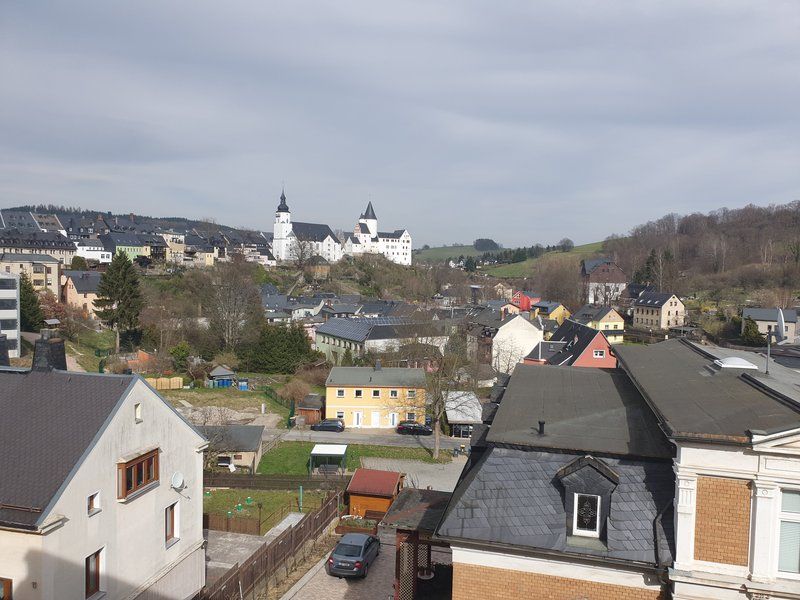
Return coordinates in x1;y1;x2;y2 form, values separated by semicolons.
326;533;381;579
311;419;345;432
396;421;433;436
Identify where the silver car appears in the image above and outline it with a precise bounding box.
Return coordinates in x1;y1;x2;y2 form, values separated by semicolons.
326;533;381;578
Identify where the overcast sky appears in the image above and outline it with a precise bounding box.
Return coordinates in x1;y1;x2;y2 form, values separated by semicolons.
1;2;799;247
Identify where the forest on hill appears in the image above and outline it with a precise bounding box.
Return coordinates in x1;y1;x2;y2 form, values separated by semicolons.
602;201;800;306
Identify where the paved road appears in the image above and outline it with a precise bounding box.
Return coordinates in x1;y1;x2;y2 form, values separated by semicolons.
278;428;468;451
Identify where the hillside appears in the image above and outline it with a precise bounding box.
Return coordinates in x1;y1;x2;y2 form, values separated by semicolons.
484;241;604;278
413;244;485;263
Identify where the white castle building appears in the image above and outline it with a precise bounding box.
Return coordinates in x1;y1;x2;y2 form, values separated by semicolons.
272;191;412;266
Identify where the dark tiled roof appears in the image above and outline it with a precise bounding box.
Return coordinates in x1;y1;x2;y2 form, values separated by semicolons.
742;308;798;323
292;221;339;243
0;229;75;251
316;317;411;343
634;292;676;307
540;320;605;366
326;366;426;387
382;488;451;532
378;230;406;239
0;369;135;530
361;201;377;220
63;270;102;294
526;340;568;362
571;305;617;324
615;339;800;441
436;446;674;566
581;257;613;274
197;425;264;452
299;394;323;410
488;365;672;459
533;300;563;313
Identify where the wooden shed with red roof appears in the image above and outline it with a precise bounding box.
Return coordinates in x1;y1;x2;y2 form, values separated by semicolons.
346;468;405;519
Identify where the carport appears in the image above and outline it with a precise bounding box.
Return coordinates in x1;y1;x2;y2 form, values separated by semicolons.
309;443;348;475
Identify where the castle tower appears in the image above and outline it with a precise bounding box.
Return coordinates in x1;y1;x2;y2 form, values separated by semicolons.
358;201;378;237
273;189;292;260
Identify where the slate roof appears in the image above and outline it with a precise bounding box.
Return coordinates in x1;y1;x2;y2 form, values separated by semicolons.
347;468;402;497
0;369;136;530
292;221;339;243
742;308;798;323
537;319;606;366
0;229;75;251
361;201;377;220
581;257;613;274
533;300;563;314
197;425;264;452
365;322;445;342
0;252;60;263
634;292;676;307
525;340;568;362
378;230;406;239
316;317;413;343
571;305;619;324
326;366;426;388
488;365;672;459
436;446;674;566
63;270;102;294
615;339;800;442
277;190;289;212
299;393;323;410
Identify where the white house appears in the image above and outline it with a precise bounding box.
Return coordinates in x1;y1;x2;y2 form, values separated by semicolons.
0;272;20;358
0;332;207;600
491;315;543;374
272;191;412;266
74;240;113;264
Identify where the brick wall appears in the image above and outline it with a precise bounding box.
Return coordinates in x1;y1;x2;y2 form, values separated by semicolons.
694;476;751;566
452;563;666;600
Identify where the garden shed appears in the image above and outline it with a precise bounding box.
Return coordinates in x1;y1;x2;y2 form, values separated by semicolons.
309;443;347;475
346;468;404;519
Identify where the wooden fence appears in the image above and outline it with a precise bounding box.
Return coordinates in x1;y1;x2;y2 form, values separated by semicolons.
199;491;343;600
204;496;329;536
204;471;350;491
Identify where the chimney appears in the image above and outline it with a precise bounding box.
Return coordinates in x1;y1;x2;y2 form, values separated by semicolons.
375;359;382;371
32;329;67;372
538;420;545;435
0;334;9;367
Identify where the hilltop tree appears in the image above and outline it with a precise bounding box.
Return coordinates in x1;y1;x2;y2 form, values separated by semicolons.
19;274;44;332
94;251;144;353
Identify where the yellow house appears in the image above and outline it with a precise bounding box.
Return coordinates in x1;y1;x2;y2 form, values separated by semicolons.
532;301;571;325
571;305;626;344
325;364;427;429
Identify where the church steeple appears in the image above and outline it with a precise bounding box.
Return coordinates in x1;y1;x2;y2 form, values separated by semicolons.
362;201;377;220
277;189;289;213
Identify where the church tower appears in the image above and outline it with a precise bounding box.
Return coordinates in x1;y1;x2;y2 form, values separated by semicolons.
273;189;292;261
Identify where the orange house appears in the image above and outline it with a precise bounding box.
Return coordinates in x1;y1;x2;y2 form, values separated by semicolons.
346;468;404;518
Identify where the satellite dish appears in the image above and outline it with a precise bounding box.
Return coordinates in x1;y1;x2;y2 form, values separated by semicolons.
170;472;185;491
227;463;236;473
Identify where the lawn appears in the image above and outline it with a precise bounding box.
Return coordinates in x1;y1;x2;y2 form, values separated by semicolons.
484;240;604;278
257;441;452;475
414;244;484;263
203;488;326;533
162;387;290;426
64;328;116;372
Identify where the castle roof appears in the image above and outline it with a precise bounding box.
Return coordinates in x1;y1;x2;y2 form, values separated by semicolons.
277;189;289;213
361;201;377;220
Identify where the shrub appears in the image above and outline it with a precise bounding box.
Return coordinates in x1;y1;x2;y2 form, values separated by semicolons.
279;379;311;405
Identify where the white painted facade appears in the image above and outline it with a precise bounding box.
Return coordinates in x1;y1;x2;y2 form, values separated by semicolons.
0;378;207;600
672;432;800;599
0;271;20;358
492;315;543;374
74;241;113;264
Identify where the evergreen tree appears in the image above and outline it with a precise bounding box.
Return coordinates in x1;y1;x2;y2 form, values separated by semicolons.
70;255;89;270
19;273;44;332
741;317;766;346
238;324;316;373
464;257;477;272
94;252;143;353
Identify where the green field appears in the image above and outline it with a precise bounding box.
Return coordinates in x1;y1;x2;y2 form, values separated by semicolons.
257;441;451;475
162;386;290;426
484;241;604;278
203;488;326;533
64;329;116;372
413;245;484;263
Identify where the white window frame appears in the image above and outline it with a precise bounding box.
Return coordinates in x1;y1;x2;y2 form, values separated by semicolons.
593;350;606;359
390;389;398;399
372;389;381;399
336;389;344;398
778;489;800;578
572;493;601;538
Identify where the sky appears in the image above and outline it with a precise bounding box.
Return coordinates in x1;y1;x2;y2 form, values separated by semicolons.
1;1;799;247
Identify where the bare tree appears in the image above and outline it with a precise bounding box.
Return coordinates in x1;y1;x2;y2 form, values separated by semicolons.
290;239;319;269
204;258;264;351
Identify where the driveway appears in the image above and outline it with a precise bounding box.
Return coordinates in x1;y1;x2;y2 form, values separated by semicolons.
282;428;467;451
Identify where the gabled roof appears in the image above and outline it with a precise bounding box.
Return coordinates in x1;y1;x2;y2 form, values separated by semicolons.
0;229;75;250
347;468;402;497
581;257;614;274
634;292;676;307
378;230;406;239
537;319;606;366
533;300;564;313
291;221;339;243
0;370;137;530
198;425;264;452
326;366;426;388
0;252;60;263
209;365;236;378
571;305;620;324
63;270;102;294
316;317;411;343
742;308;798;323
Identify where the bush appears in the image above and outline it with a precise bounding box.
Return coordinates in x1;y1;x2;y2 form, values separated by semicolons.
212;351;239;370
297;365;330;387
279;379;311;405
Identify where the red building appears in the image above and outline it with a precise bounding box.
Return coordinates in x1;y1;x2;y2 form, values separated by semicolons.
511;290;541;312
523;319;616;368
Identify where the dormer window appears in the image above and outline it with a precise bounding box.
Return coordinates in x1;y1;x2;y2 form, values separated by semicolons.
573;494;601;538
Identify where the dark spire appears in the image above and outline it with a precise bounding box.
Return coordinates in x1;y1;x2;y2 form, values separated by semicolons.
362;201;377;220
277;188;289;212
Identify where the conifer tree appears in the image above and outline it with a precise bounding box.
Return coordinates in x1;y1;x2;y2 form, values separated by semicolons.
94;252;143;353
19;273;45;332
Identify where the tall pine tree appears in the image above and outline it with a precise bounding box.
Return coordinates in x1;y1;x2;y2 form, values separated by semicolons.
94;252;143;353
19;273;45;332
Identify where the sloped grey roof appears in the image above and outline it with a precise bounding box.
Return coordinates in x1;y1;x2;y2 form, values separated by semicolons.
316;317;411;343
582;257;613;274
361;201;377;220
378;230;406;239
197;425;264;452
299;393;323;410
63;270;102;294
488;365;671;459
615;339;800;441
742;308;797;323
326;366;426;387
0;369;136;530
292;221;339;243
209;365;236;378
0;252;60;263
634;292;676;307
571;305;617;324
539;320;605;366
436;446;674;566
